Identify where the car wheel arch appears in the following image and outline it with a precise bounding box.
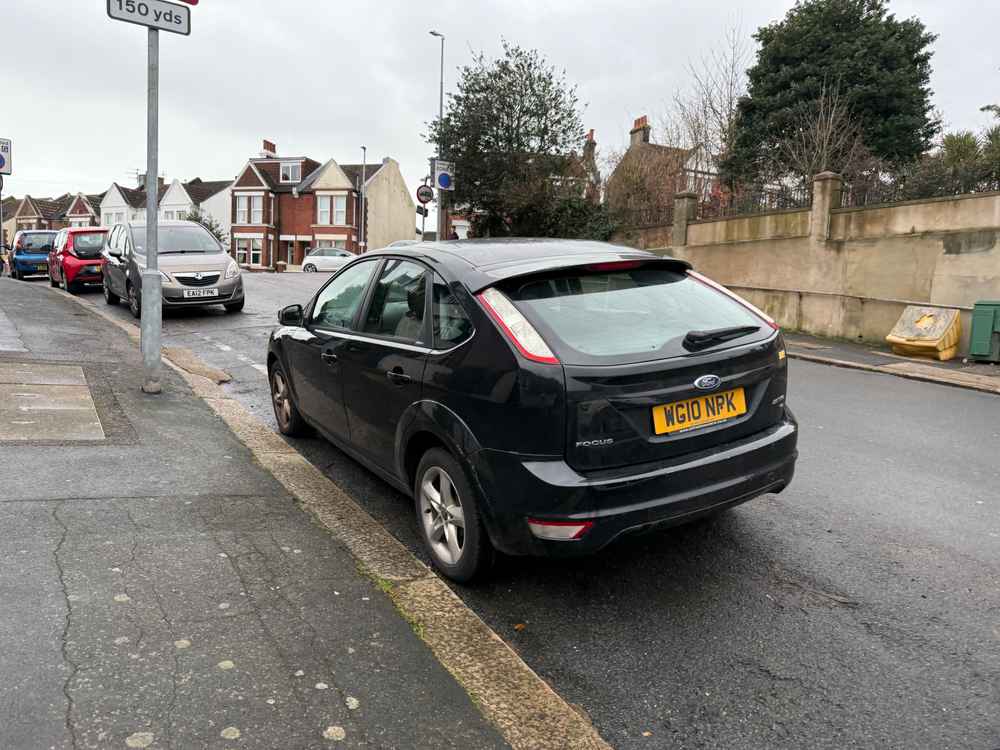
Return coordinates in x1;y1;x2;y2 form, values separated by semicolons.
397;400;484;488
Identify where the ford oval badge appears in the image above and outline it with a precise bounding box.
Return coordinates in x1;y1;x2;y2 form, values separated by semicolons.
694;374;722;391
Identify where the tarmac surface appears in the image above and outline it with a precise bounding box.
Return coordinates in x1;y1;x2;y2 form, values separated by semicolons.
0;276;507;750
58;272;1000;749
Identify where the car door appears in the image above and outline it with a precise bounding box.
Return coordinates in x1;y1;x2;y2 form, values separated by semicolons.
50;231;66;281
103;227;127;294
283;259;381;441
338;258;431;472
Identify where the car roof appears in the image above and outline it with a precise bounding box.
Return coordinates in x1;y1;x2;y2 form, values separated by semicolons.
361;238;691;293
126;220;199;228
17;229;57;235
66;226;107;233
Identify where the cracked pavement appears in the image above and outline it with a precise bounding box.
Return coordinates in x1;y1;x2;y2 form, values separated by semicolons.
0;277;507;750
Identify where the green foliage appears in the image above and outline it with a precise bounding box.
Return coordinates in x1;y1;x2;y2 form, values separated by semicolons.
183;208;228;245
724;0;939;183
427;40;591;237
486;197;618;240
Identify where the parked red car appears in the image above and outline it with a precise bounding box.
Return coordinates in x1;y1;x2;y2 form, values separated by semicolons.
48;227;109;293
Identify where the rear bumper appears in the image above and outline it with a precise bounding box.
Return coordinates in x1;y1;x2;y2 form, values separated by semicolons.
12;255;49;274
63;256;105;284
471;413;798;557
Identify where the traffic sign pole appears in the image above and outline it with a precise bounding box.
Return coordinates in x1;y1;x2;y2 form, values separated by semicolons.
106;0;191;394
140;27;163;394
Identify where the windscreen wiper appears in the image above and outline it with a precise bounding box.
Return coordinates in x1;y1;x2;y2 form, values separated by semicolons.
683;325;761;351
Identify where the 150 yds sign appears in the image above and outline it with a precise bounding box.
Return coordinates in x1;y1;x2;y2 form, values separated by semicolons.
107;0;191;35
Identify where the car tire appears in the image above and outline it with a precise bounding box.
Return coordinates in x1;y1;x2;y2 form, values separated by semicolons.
50;272;59;288
127;282;141;319
103;278;120;305
269;362;308;436
303;264;316;273
224;298;245;313
10;267;19;280
414;448;494;583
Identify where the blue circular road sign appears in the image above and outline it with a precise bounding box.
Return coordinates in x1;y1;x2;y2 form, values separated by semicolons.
437;172;451;189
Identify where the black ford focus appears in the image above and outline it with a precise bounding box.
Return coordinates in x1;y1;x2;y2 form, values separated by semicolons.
267;240;797;582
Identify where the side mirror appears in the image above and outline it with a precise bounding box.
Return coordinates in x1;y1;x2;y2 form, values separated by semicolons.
106;246;122;258
278;304;304;327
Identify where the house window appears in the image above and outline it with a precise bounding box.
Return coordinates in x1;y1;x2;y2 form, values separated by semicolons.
115;212;124;224
235;238;262;265
236;238;249;264
316;239;347;250
280;162;301;183
251;196;263;224
164;211;174;220
236;196;248;224
334;196;347;225
317;196;331;224
103;213;113;226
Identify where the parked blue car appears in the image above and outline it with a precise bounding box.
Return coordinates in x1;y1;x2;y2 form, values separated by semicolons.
9;230;56;280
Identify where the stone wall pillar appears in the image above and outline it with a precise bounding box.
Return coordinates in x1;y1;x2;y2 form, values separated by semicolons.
810;172;843;245
672;192;698;247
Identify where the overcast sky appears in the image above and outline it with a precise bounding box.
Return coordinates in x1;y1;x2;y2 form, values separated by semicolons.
3;0;996;221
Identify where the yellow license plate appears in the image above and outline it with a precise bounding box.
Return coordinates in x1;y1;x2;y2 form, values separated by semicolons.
652;387;747;435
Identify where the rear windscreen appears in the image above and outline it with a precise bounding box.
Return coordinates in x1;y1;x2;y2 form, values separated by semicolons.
20;234;55;251
500;264;768;364
73;233;106;252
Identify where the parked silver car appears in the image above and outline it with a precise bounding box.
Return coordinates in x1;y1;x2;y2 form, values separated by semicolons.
102;221;244;317
302;246;354;273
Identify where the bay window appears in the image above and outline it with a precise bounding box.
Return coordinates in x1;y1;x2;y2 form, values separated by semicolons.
334;195;347;225
236;196;248;224
251;196;263;224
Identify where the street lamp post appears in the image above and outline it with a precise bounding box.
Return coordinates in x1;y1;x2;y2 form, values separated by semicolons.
430;30;446;240
360;145;366;252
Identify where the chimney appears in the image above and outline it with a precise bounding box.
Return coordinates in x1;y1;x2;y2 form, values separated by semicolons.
261;139;277;158
583;128;596;159
629;115;651;147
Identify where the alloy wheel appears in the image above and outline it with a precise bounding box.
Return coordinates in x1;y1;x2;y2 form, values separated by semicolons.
128;285;139;316
271;370;292;429
419;466;466;565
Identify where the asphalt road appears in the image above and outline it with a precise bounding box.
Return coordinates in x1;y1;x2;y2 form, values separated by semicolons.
86;273;1000;749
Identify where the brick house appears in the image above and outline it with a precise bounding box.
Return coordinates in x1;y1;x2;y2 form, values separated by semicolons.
62;192;106;227
11;194;74;231
229;140;416;268
605;116;717;222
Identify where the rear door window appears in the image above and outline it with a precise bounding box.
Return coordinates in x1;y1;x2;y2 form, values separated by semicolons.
362;260;430;344
499;263;769;365
432;274;473;349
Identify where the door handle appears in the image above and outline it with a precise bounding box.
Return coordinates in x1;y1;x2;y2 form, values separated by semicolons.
386;368;411;385
321;351;338;365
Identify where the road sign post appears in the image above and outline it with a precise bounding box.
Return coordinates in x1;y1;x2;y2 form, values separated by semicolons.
107;0;191;394
0;139;8;253
432;159;454;240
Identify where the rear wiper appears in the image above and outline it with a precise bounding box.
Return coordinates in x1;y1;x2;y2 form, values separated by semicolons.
683;325;761;351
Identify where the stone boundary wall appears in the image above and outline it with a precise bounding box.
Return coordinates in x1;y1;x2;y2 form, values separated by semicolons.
612;174;1000;353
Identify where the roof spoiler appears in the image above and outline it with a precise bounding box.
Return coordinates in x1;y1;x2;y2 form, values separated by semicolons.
467;254;692;294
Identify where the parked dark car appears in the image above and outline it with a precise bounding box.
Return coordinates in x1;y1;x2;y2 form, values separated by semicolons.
48;227;109;293
8;230;57;280
267;240;798;581
102;220;244;317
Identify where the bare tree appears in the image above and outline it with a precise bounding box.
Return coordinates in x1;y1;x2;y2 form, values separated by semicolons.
772;81;875;185
658;23;751;179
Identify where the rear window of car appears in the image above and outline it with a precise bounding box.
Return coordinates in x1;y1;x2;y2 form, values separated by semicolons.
499;263;769;365
20;233;55;251
73;233;106;251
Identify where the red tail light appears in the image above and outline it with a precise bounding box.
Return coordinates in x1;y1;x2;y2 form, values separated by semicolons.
689;271;780;331
477;287;560;365
527;518;594;540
